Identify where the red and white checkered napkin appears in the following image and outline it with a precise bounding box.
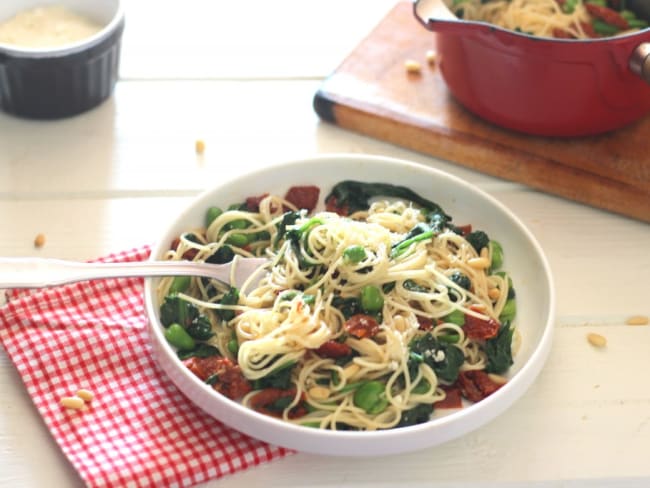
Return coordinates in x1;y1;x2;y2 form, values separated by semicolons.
0;246;291;488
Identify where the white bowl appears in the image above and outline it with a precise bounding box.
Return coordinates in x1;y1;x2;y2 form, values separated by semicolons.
144;154;555;456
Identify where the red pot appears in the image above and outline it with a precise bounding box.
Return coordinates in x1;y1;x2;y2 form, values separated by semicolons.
413;0;650;136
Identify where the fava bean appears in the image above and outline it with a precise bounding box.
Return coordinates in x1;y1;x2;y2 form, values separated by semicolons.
169;275;191;294
628;19;648;28
226;233;249;247
205;206;223;227
227;338;239;355
343;245;366;264
592;19;619;35
353;380;388;414
360;285;383;313
164;323;196;351
489;240;504;270
226;219;250;230
499;298;517;323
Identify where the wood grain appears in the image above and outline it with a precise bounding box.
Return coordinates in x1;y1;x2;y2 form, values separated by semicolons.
313;1;650;223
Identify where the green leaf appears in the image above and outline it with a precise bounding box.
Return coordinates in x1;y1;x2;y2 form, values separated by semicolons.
485;322;514;374
396;403;433;428
408;333;464;383
325;181;451;220
252;361;296;390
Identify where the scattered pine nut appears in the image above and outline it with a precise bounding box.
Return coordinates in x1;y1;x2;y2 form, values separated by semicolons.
488;288;501;300
468;257;491;269
76;389;94;402
587;332;607;348
195;139;205;155
34;233;46;248
308;386;330;401
60;396;85;410
625;315;649;326
425;49;437;65
404;59;422;74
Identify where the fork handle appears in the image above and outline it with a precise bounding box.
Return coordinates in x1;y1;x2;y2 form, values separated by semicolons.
0;258;234;289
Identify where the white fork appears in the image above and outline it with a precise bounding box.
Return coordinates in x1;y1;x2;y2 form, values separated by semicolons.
0;256;270;289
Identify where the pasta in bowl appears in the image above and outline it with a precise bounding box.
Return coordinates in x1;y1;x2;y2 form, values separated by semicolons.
144;154;555;455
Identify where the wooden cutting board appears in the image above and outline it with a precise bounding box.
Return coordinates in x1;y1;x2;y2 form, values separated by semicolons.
313;1;650;223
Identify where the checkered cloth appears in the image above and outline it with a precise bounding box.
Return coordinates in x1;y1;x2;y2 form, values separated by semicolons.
0;246;291;488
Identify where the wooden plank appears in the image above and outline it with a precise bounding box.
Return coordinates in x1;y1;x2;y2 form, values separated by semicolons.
313;1;650;223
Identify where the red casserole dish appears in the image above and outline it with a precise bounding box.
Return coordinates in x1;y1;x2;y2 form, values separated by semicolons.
413;0;650;136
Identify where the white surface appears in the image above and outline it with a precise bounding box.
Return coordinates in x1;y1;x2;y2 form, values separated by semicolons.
1;0;649;486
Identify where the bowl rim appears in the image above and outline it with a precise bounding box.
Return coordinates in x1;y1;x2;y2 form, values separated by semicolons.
0;0;125;58
143;153;556;455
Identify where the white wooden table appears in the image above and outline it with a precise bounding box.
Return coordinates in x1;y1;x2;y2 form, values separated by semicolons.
1;1;649;486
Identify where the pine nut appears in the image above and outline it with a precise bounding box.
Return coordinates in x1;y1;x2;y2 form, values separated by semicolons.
76;389;94;402
587;333;607;348
195;139;205;154
488;288;501;300
468;257;490;269
308;386;330;401
342;363;360;380
480;247;489;259
625;315;649;326
404;60;422;74
34;233;46;248
60;396;85;410
425;50;436;65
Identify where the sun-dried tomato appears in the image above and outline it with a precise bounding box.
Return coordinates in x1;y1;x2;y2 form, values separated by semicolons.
249;388;307;418
284;185;320;212
344;314;380;339
245;193;269;212
553;27;573;39
183;356;251;400
463;310;500;340
416;315;435;331
580;21;598;38
314;340;352;358
585;3;628;29
433;385;463;409
457;370;503;402
170;237;199;260
324;195;350;216
454;224;473;237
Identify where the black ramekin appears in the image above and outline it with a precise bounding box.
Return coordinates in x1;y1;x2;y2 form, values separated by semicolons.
0;1;125;119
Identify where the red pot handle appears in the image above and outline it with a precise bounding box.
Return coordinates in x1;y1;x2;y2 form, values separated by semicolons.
629;43;650;85
413;0;456;22
412;0;474;34
412;0;499;35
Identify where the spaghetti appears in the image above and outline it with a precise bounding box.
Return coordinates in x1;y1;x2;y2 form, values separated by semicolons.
157;182;518;431
445;0;648;39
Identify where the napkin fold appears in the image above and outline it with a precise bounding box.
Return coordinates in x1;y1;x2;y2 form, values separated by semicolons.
0;246;291;488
